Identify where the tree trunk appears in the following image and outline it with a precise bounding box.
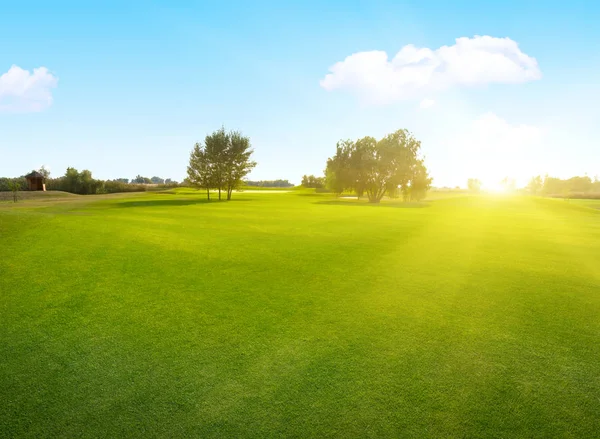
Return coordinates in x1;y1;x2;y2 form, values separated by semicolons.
367;190;378;203
218;187;221;200
227;188;232;200
367;187;383;203
206;186;210;200
378;187;386;202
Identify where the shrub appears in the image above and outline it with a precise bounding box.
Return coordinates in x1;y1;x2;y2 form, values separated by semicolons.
0;177;28;192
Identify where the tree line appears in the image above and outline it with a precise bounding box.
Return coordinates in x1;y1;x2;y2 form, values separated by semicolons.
301;175;325;188
245;179;294;188
4;127;436;204
0;177;28;193
47;169;179;194
466;175;600;197
324;129;431;203
527;175;600;197
0;167;179;197
129;176;177;185
187;127;256;200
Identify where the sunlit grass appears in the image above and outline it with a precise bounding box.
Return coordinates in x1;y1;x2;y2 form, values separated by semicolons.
1;191;599;437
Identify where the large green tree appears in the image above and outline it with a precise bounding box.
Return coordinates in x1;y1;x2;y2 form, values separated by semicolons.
187;127;256;201
326;129;428;203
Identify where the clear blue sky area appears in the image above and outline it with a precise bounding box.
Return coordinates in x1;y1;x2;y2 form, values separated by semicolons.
1;0;599;187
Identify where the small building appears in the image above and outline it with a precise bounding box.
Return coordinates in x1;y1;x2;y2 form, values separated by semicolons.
25;171;46;191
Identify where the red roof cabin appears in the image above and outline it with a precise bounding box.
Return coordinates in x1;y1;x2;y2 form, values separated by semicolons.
25;171;46;191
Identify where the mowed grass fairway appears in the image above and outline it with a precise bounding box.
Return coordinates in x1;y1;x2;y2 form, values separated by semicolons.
1;191;599;438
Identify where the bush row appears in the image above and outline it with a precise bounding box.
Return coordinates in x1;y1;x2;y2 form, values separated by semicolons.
0;176;181;195
548;192;600;200
0;177;29;192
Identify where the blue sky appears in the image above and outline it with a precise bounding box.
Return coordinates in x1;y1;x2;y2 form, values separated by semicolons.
1;0;599;187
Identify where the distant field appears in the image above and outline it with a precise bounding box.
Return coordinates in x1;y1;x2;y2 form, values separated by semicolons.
1;191;599;438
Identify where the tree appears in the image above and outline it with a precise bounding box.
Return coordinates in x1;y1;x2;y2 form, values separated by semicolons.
467;178;482;193
245;179;293;188
542;175;594;196
223;130;257;200
542;175;562;195
187;127;256;201
38;165;51;183
409;160;432;201
593;175;600;193
325;140;353;195
80;170;94;194
301;174;325;189
325;130;426;203
204;127;229;200
351;136;376;198
187;142;214;200
65;167;81;193
526;176;543;195
8;180;20;203
56;167;102;194
132;175;151;184
566;175;592;193
325;167;345;196
150;176;164;184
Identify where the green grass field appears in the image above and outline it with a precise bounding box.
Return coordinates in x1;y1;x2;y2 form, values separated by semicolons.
1;190;599;438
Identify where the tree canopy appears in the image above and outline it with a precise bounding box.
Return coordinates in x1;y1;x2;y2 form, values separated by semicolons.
325;129;431;203
526;176;543;195
538;175;599;197
301;175;325;188
187;127;257;200
38;165;51;182
467;178;482;193
132;175;152;184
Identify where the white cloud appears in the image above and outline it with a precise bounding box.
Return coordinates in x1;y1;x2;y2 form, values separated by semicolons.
320;36;541;103
450;112;544;187
0;65;58;113
419;98;435;109
466;112;542;149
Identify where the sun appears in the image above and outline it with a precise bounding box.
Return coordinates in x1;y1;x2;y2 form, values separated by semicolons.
482;181;507;193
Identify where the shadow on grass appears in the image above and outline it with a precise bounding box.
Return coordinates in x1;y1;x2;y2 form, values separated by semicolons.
295;193;331;197
314;200;430;208
115;198;251;208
